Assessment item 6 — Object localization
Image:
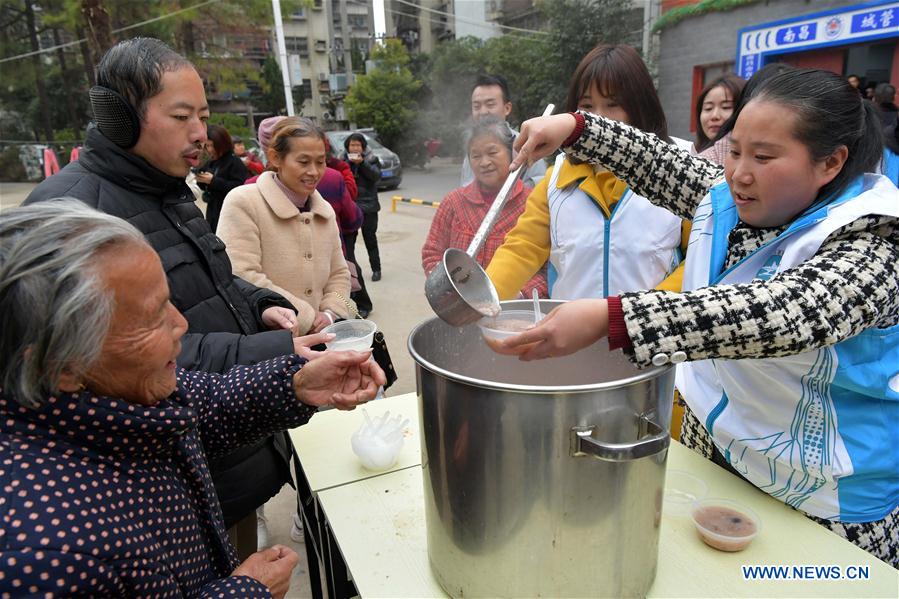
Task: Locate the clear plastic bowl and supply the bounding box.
[664,470,708,517]
[322,319,377,352]
[477,309,540,343]
[691,498,761,552]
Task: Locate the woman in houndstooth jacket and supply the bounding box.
[492,67,899,566]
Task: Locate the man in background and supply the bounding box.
[460,74,547,187]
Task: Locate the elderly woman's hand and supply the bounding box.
[292,349,386,410]
[262,306,299,331]
[232,545,299,599]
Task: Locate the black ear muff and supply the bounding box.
[89,86,141,149]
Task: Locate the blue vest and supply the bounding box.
[677,174,899,522]
[546,155,682,299]
[882,149,899,186]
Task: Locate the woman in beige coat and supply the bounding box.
[218,117,352,335]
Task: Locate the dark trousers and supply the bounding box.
[343,231,358,264]
[361,211,381,272]
[342,232,373,312]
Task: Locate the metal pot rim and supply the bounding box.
[407,319,674,395]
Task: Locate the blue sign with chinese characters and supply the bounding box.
[737,1,899,79]
[775,23,817,45]
[741,53,760,78]
[851,6,896,33]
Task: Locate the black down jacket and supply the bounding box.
[25,125,297,527]
[196,150,249,233]
[343,150,381,213]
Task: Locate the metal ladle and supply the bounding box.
[425,104,555,326]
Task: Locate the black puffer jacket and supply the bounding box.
[25,125,297,526]
[343,150,381,213]
[197,150,249,232]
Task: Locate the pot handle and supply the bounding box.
[570,416,669,462]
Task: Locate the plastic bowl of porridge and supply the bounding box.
[478,309,540,350]
[691,498,761,552]
[664,470,708,517]
[322,319,377,352]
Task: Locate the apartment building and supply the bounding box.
[385,0,455,53]
[193,21,273,125]
[386,0,649,53]
[281,0,376,127]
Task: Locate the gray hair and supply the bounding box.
[0,199,146,409]
[96,37,192,119]
[464,116,515,157]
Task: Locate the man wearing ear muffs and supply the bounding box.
[24,37,312,563]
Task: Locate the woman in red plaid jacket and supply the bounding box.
[421,116,548,298]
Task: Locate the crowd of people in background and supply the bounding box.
[848,72,898,130]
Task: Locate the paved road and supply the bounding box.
[0,161,462,398]
[0,182,37,210]
[364,159,460,396]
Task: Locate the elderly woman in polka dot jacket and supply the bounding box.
[0,201,385,597]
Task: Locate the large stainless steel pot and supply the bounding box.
[408,300,675,598]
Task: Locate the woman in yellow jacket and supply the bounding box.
[487,44,690,301]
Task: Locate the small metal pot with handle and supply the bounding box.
[408,300,674,598]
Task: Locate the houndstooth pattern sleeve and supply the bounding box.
[563,111,724,220]
[619,215,899,365]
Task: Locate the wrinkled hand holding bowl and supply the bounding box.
[478,309,542,354]
[663,470,708,517]
[351,409,408,471]
[323,319,377,352]
[691,498,761,552]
